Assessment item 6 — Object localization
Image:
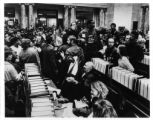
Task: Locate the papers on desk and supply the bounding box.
[137,78,150,100]
[111,67,142,90]
[31,97,51,103]
[47,86,61,95]
[74,100,88,108]
[28,76,42,80]
[141,55,149,65]
[25,63,38,67]
[25,63,77,117]
[111,66,150,101]
[31,88,47,93]
[30,82,46,87]
[31,86,46,91]
[30,91,49,97]
[92,58,110,74]
[32,101,53,107]
[62,103,77,117]
[31,110,54,117]
[29,80,44,84]
[32,106,53,112]
[27,72,41,76]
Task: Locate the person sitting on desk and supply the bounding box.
[80,62,104,101]
[61,36,84,101]
[61,61,102,102]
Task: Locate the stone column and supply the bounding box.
[64,6,69,29]
[144,6,149,34]
[29,4,34,29]
[21,3,26,29]
[93,9,99,28]
[70,6,76,24]
[103,8,107,27]
[99,8,105,27]
[141,6,147,32]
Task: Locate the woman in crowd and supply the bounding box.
[90,99,118,117]
[117,45,134,72]
[73,80,117,117]
[5,46,24,117]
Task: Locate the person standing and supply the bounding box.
[19,39,40,69]
[40,36,58,82]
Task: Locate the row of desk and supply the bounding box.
[140,55,149,66]
[24,63,76,117]
[92,58,150,117]
[92,58,150,101]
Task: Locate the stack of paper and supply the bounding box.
[111,66,141,90]
[62,103,77,117]
[31,110,54,117]
[137,78,150,100]
[24,63,59,117]
[47,86,61,95]
[92,58,110,74]
[141,55,149,65]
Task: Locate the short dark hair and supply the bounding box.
[10,37,19,46]
[110,23,116,27]
[46,35,53,44]
[21,39,31,50]
[68,35,77,43]
[118,45,128,57]
[87,20,94,26]
[71,22,76,26]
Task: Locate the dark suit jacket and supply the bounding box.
[40,43,58,80]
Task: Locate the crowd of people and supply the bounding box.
[4,19,149,117]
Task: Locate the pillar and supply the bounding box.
[29,4,34,29]
[103,8,107,27]
[144,6,149,34]
[99,8,105,27]
[93,9,100,28]
[21,3,26,29]
[141,6,147,32]
[64,6,69,29]
[70,6,76,24]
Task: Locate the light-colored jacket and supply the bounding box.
[118,56,134,72]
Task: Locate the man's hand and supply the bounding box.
[66,77,78,84]
[60,51,65,59]
[16,71,24,81]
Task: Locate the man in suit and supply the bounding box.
[40,36,58,82]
